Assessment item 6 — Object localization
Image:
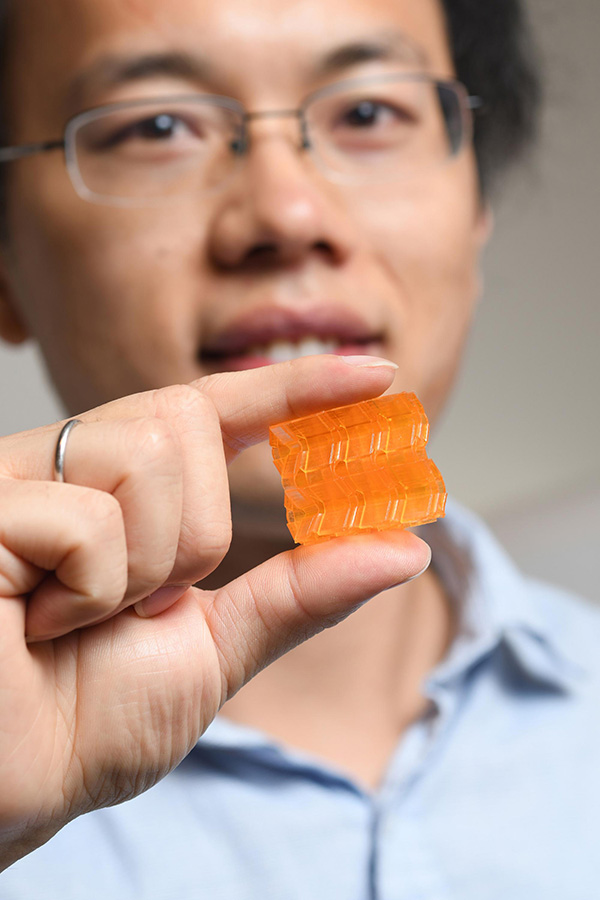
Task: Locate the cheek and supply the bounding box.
[8,168,207,407]
[347,165,482,415]
[362,170,479,297]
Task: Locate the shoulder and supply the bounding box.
[524,575,600,676]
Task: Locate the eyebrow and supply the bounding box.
[67,31,428,110]
[315,31,428,77]
[67,51,213,109]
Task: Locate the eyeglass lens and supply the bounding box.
[69,77,468,203]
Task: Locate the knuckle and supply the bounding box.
[195,371,231,397]
[134,555,176,596]
[211,517,233,560]
[58,492,127,612]
[124,417,179,468]
[195,517,233,576]
[74,487,122,534]
[286,553,339,630]
[72,587,121,621]
[153,383,216,422]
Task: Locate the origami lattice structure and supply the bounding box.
[269,392,446,545]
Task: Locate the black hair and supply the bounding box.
[441,0,541,195]
[0,0,540,234]
[0,0,12,241]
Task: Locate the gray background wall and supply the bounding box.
[430,0,600,596]
[0,0,598,597]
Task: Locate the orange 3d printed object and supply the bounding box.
[269,392,446,545]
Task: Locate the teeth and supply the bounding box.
[265,341,301,363]
[297,337,338,357]
[255,337,341,363]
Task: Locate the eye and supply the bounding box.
[341,99,411,129]
[134,113,181,139]
[78,102,234,163]
[107,113,195,146]
[344,100,389,127]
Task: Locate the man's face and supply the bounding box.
[0,0,488,509]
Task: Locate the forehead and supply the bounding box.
[6,0,453,124]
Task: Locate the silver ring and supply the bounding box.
[54,419,83,483]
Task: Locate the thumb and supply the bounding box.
[204,530,431,699]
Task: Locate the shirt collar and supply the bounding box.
[421,497,588,695]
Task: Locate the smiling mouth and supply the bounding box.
[200,307,385,372]
[201,334,384,370]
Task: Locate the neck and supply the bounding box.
[204,522,455,790]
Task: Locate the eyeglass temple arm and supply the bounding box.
[0,139,65,164]
[467,95,484,111]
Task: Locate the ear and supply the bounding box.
[0,250,29,344]
[475,201,494,249]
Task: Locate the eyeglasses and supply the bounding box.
[0,73,481,207]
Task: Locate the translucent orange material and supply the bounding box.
[269,392,446,545]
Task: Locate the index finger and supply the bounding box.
[0,354,397,480]
[195,354,399,461]
[94,353,398,462]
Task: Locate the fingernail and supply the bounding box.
[392,545,432,588]
[134,585,190,619]
[339,355,398,369]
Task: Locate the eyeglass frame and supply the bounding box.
[0,72,483,204]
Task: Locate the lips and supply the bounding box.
[200,304,384,372]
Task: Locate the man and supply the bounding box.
[0,0,598,897]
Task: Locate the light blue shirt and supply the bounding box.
[3,500,600,899]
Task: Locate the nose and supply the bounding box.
[207,117,355,270]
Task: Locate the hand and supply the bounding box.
[0,355,430,869]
